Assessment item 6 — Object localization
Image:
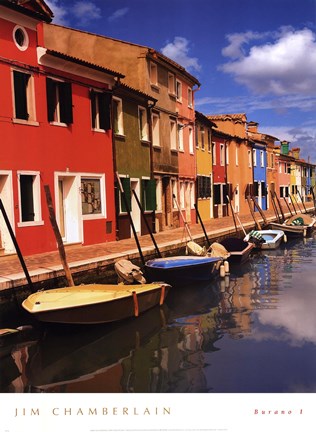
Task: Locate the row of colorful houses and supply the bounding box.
[0,0,315,257]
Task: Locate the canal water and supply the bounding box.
[1,234,316,393]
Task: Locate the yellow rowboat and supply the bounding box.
[22,282,171,325]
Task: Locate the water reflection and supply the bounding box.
[1,237,316,393]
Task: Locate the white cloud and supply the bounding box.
[108,7,129,22]
[220,28,316,96]
[45,0,68,25]
[73,1,102,26]
[161,37,201,72]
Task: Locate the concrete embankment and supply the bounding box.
[0,206,314,321]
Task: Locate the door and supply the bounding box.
[0,173,15,254]
[56,175,81,244]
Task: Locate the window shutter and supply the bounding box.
[101,92,112,131]
[90,89,96,129]
[254,181,259,197]
[59,82,73,124]
[262,181,267,196]
[120,177,131,212]
[142,179,156,211]
[14,71,29,120]
[46,78,55,122]
[214,184,221,204]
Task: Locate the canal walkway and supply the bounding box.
[0,203,314,296]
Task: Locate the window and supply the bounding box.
[235,145,239,166]
[172,179,178,209]
[170,119,177,150]
[271,153,274,168]
[18,172,42,225]
[226,144,229,165]
[46,77,73,124]
[220,144,225,166]
[248,150,252,167]
[138,106,149,141]
[152,112,160,147]
[176,79,182,102]
[13,70,36,122]
[155,177,162,212]
[190,182,195,208]
[212,142,216,165]
[168,73,175,95]
[188,88,193,108]
[81,178,102,215]
[188,127,194,154]
[180,182,185,208]
[178,123,184,151]
[260,150,264,167]
[207,130,211,153]
[141,179,156,211]
[149,62,158,86]
[112,97,124,135]
[197,175,211,198]
[253,149,257,166]
[90,90,111,131]
[118,177,131,213]
[13,26,29,51]
[200,127,205,150]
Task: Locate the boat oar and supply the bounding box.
[172,194,193,241]
[292,193,303,213]
[116,173,145,266]
[0,199,35,293]
[272,192,285,222]
[289,194,298,214]
[131,189,162,258]
[225,195,238,233]
[228,195,247,236]
[44,185,74,287]
[194,203,211,247]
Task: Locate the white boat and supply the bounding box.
[244,229,285,250]
[22,282,170,325]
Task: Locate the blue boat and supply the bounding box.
[144,256,222,286]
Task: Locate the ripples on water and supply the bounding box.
[1,236,316,393]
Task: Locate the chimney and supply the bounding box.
[248,121,258,133]
[281,140,290,155]
[292,147,301,159]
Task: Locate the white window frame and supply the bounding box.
[172,178,178,209]
[220,143,225,166]
[17,171,43,227]
[188,88,193,108]
[152,112,160,147]
[248,150,252,167]
[112,96,124,136]
[253,149,257,167]
[178,123,184,152]
[207,130,211,153]
[138,106,149,141]
[13,25,29,51]
[260,150,265,167]
[200,126,205,150]
[155,177,162,212]
[12,68,38,125]
[176,79,182,102]
[149,61,158,87]
[179,181,185,209]
[212,142,216,165]
[170,118,177,150]
[190,182,195,209]
[168,73,176,95]
[188,126,194,154]
[235,145,239,166]
[226,143,229,165]
[81,174,106,220]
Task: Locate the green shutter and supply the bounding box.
[142,179,156,211]
[120,177,131,212]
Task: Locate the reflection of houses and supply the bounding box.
[0,0,122,255]
[42,24,200,233]
[195,111,215,220]
[113,84,157,240]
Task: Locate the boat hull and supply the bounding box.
[145,256,222,286]
[219,238,254,264]
[22,283,170,325]
[269,222,307,238]
[245,230,285,250]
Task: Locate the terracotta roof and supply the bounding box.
[115,83,157,103]
[1,0,53,22]
[207,113,247,121]
[195,110,217,128]
[45,49,125,79]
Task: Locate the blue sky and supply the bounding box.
[46,0,316,161]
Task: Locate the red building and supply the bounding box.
[0,0,123,256]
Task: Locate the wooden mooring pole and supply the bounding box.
[44,185,74,287]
